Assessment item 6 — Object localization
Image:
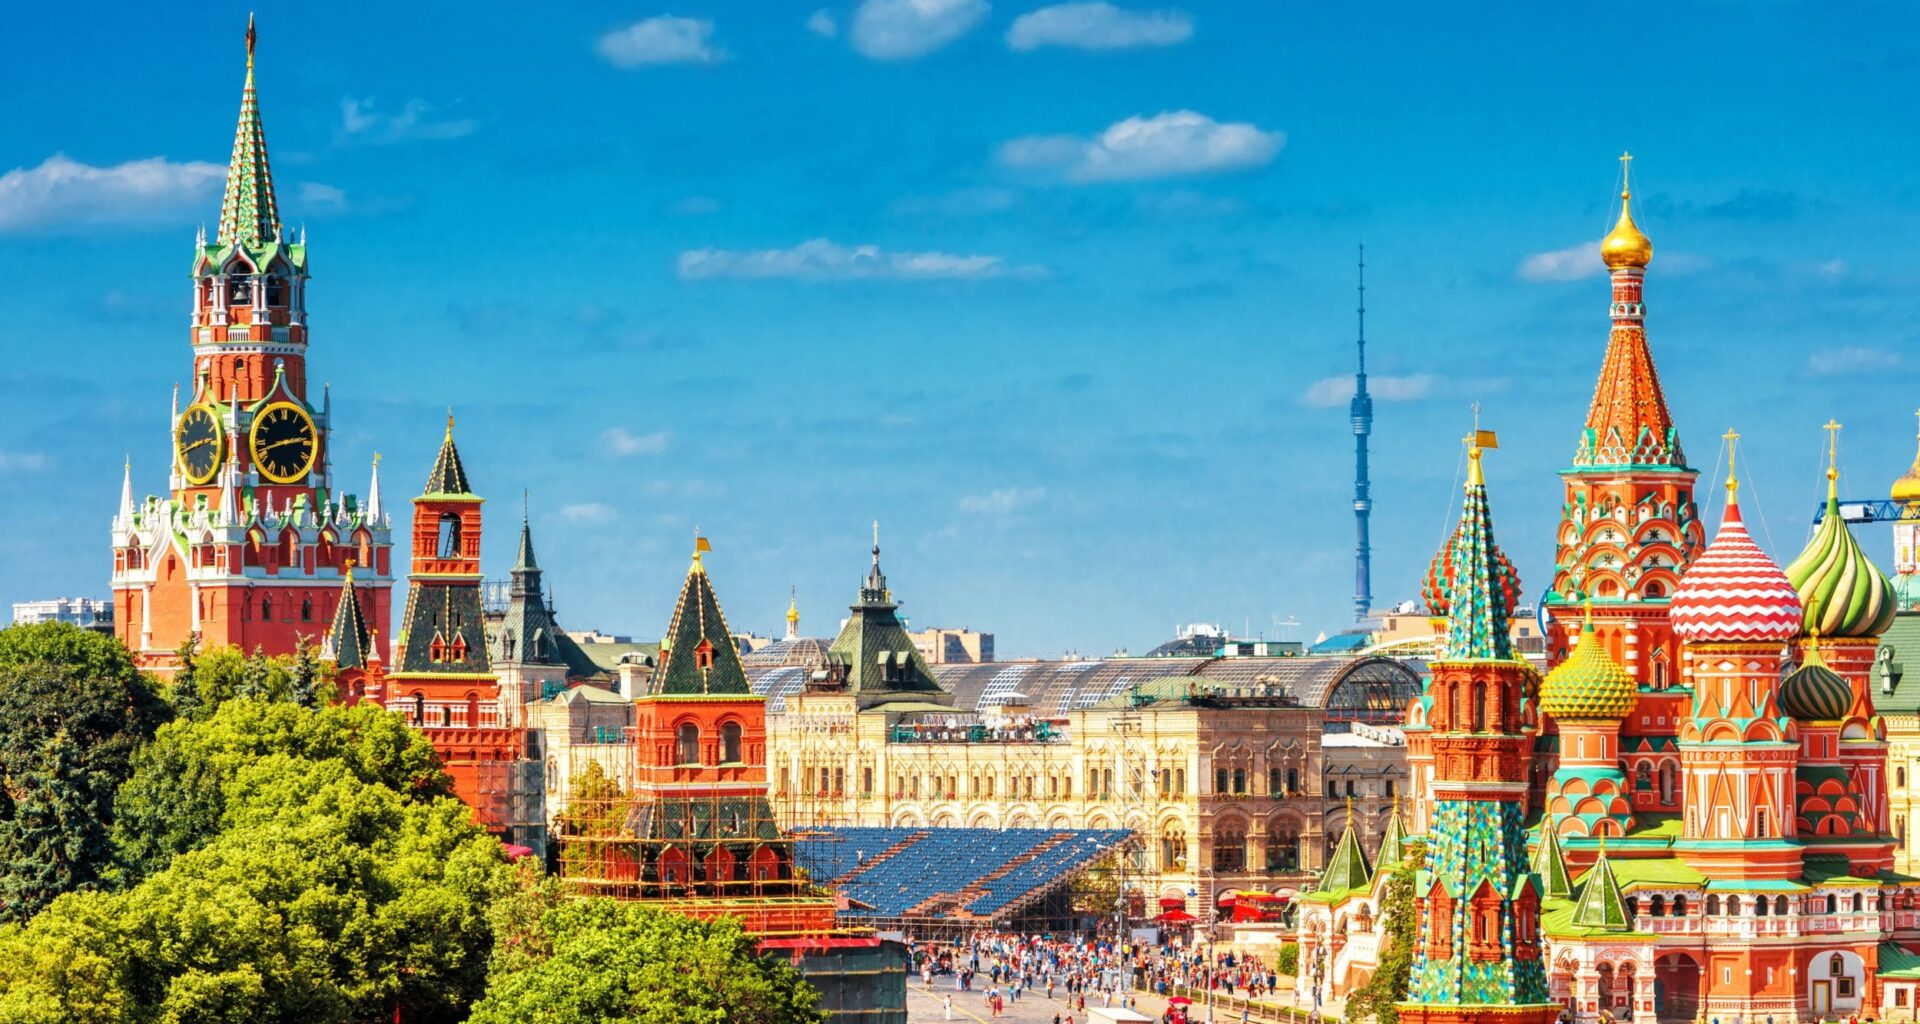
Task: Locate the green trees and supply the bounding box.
[113,698,454,881]
[0,624,170,921]
[470,871,825,1024]
[0,699,503,1023]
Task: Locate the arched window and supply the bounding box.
[1471,680,1487,732]
[1832,954,1846,978]
[1287,767,1299,794]
[722,722,743,763]
[1232,769,1246,795]
[1727,896,1741,916]
[261,594,273,621]
[1649,894,1665,916]
[411,693,424,725]
[1756,896,1768,917]
[1212,828,1246,872]
[1901,766,1908,788]
[1217,768,1229,794]
[300,595,312,622]
[1826,893,1838,914]
[1652,653,1669,688]
[437,513,462,559]
[1672,895,1686,917]
[1853,893,1864,913]
[1267,825,1300,872]
[1659,762,1677,803]
[1706,895,1720,915]
[677,723,701,765]
[1162,827,1188,870]
[1776,896,1788,916]
[1634,761,1652,791]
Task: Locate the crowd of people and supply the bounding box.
[907,928,1288,1022]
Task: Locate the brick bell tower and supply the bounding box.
[110,17,392,670]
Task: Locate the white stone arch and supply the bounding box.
[893,809,924,827]
[967,808,1000,829]
[1809,948,1866,1014]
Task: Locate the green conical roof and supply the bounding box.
[1443,447,1519,660]
[1374,801,1407,867]
[323,567,370,670]
[423,417,473,496]
[1534,816,1573,901]
[1319,809,1373,895]
[218,17,281,248]
[821,533,946,704]
[1570,841,1630,930]
[648,545,751,696]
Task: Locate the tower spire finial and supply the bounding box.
[1824,418,1842,497]
[1723,427,1741,502]
[246,12,256,70]
[1601,151,1653,270]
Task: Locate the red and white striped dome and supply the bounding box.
[1671,499,1803,643]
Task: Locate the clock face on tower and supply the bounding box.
[174,405,225,486]
[249,401,318,484]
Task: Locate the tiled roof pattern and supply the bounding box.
[648,561,751,696]
[1786,489,1897,638]
[218,58,280,247]
[1671,498,1802,643]
[324,573,371,670]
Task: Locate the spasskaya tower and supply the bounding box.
[111,18,393,669]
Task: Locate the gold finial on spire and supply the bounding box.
[1601,151,1654,270]
[691,530,712,573]
[445,408,455,441]
[1345,793,1354,826]
[344,556,356,581]
[246,13,256,71]
[1723,428,1741,501]
[372,451,381,466]
[1824,418,1843,495]
[1462,403,1496,488]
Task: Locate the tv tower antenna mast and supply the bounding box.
[1351,245,1374,623]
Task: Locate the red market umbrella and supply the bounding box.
[1156,910,1199,923]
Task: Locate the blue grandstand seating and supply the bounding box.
[789,827,1132,920]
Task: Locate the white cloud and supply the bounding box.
[850,0,989,59]
[807,9,839,37]
[1006,2,1192,51]
[298,182,347,209]
[597,15,726,67]
[602,427,673,456]
[678,238,1044,281]
[0,155,223,232]
[1517,240,1604,282]
[958,486,1047,515]
[1302,374,1435,408]
[339,97,477,143]
[559,502,618,524]
[998,110,1281,182]
[0,451,48,473]
[1808,346,1902,376]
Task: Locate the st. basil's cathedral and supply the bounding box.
[1298,165,1920,1024]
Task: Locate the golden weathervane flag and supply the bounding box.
[1473,430,1499,450]
[695,536,713,553]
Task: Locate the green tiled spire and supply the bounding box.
[1319,801,1373,895]
[1533,815,1572,901]
[1569,838,1630,930]
[322,565,370,670]
[218,16,281,248]
[647,540,751,697]
[423,414,473,496]
[1444,445,1518,661]
[1374,797,1407,867]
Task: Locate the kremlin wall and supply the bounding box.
[71,21,1920,1024]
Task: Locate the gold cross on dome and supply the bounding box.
[1620,151,1633,194]
[1824,419,1843,474]
[1723,428,1741,495]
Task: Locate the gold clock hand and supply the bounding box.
[263,437,313,452]
[181,438,215,453]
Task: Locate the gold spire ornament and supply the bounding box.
[1723,428,1741,500]
[1601,152,1654,270]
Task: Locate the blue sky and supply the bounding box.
[2,2,1918,657]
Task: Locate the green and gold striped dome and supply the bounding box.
[1541,616,1637,721]
[1780,645,1853,722]
[1787,472,1897,638]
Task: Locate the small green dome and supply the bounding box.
[1780,647,1853,721]
[1541,617,1637,721]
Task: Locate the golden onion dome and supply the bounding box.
[1893,427,1920,503]
[1600,188,1653,270]
[1540,613,1637,721]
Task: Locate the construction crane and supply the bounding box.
[1811,500,1920,525]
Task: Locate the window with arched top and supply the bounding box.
[411,693,424,725]
[721,722,743,763]
[1853,893,1864,913]
[677,723,701,765]
[300,595,312,622]
[261,594,274,621]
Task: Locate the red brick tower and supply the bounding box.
[1541,155,1702,817]
[110,18,392,670]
